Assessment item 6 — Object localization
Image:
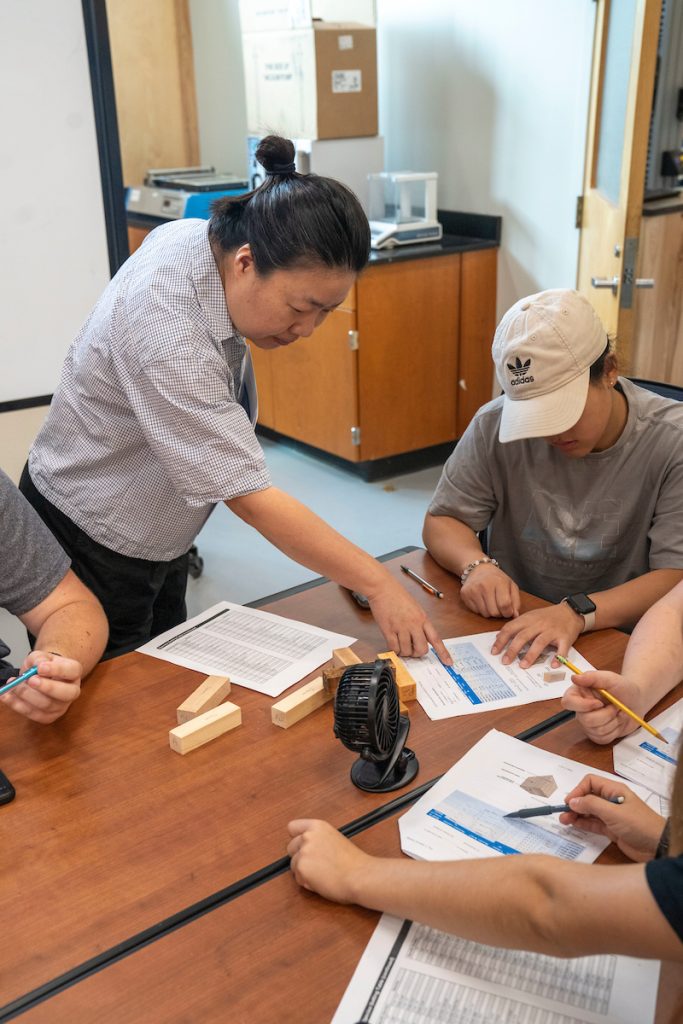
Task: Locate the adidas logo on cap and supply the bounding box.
[506,356,534,386]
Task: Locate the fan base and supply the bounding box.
[350,748,419,793]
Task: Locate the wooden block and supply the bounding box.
[169,702,241,755]
[399,700,409,715]
[543,669,565,683]
[176,675,231,724]
[322,663,347,696]
[378,651,417,702]
[332,646,362,668]
[271,677,332,729]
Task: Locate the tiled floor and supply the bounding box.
[1,437,445,663]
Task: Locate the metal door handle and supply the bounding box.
[591,276,619,295]
[635,278,655,288]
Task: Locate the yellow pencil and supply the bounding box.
[555,654,668,744]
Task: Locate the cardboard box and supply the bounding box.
[239,0,375,33]
[247,133,384,210]
[242,23,378,140]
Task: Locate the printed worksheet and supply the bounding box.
[613,699,682,799]
[399,730,649,864]
[137,601,355,697]
[404,633,593,720]
[332,915,659,1024]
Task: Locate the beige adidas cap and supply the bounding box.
[492,289,608,443]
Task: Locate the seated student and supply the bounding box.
[287,762,683,961]
[1,468,108,723]
[564,577,683,744]
[423,288,683,668]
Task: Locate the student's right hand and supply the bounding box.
[460,563,521,619]
[0,651,83,724]
[287,819,369,902]
[560,774,664,862]
[561,670,646,744]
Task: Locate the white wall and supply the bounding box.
[189,0,249,178]
[376,0,595,318]
[0,0,110,404]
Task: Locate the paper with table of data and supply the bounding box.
[137,601,355,697]
[398,730,649,863]
[403,632,593,719]
[332,914,659,1024]
[613,698,681,799]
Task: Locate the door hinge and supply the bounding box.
[351,426,361,446]
[575,195,584,229]
[348,330,359,350]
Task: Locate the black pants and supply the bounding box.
[20,466,189,659]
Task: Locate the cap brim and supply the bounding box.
[498,370,590,443]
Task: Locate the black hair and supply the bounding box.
[209,135,370,275]
[589,336,617,382]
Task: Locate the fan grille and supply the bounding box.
[334,660,400,760]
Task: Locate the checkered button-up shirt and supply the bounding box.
[30,220,271,561]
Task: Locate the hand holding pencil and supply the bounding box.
[559,774,666,863]
[560,663,662,746]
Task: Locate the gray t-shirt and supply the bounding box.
[428,378,683,603]
[1,468,70,617]
[29,219,271,562]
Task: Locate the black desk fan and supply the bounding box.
[333,659,419,792]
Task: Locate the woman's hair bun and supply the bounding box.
[256,135,296,174]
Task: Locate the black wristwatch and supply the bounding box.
[561,593,597,633]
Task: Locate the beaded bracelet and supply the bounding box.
[460,557,499,585]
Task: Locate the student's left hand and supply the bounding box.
[287,819,368,902]
[0,650,83,724]
[490,603,582,667]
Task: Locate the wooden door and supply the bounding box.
[576,0,660,366]
[356,255,461,461]
[106,0,200,188]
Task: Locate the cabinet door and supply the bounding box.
[356,255,461,461]
[255,305,361,461]
[457,248,497,435]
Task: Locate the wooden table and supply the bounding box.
[15,739,683,1024]
[0,550,631,1015]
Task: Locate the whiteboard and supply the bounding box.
[0,0,111,404]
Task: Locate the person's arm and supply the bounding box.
[423,513,520,618]
[1,570,108,725]
[226,487,451,662]
[287,778,680,961]
[491,567,683,669]
[562,579,683,742]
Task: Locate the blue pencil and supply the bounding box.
[0,665,38,697]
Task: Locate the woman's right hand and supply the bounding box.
[561,670,646,744]
[560,774,664,862]
[460,562,520,619]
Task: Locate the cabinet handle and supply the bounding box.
[458,379,468,391]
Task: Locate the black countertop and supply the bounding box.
[127,208,502,264]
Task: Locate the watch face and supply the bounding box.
[567,593,597,616]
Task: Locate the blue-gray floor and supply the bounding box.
[1,437,444,662]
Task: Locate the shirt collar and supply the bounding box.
[191,222,244,345]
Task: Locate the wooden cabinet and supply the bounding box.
[250,247,497,466]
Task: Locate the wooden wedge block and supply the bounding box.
[332,646,362,669]
[169,702,241,755]
[176,675,231,724]
[271,677,332,729]
[378,651,417,702]
[322,663,347,696]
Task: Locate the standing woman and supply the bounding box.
[22,136,448,661]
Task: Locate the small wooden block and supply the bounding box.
[332,646,362,669]
[543,669,565,683]
[176,675,231,724]
[322,663,347,696]
[169,702,241,755]
[271,676,332,729]
[378,651,417,702]
[399,701,409,715]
